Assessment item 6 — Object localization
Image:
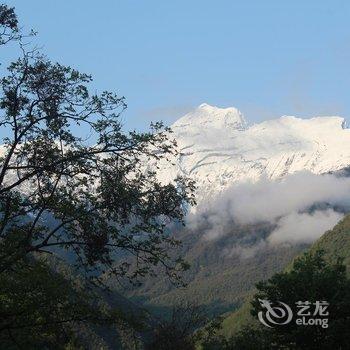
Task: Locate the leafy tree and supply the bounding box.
[0,2,194,285]
[226,250,350,349]
[0,3,195,347]
[0,3,18,46]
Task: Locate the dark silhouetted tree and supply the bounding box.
[0,3,195,348]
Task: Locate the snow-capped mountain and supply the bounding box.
[156,103,350,203]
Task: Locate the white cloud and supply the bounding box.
[268,209,344,245]
[188,171,350,245]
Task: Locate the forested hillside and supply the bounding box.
[220,214,350,339]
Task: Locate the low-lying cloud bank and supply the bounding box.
[187,171,350,245]
[268,209,343,244]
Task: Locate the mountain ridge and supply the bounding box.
[156,104,350,204]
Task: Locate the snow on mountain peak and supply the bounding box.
[155,106,350,204]
[172,103,247,131]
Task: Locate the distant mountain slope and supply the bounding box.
[115,223,308,317]
[220,214,350,338]
[156,104,350,204]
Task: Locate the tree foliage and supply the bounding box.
[0,3,194,284]
[0,3,18,46]
[0,3,195,347]
[224,251,350,349]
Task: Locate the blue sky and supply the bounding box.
[5,0,350,130]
